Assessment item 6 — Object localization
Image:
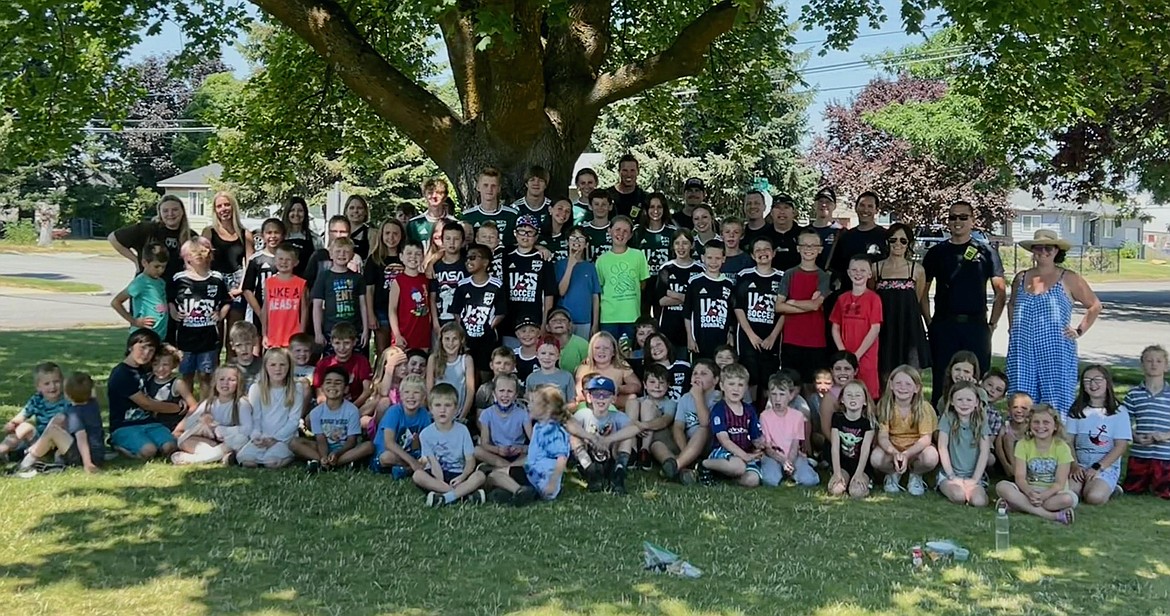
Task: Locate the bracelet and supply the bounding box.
[1076,325,1084,336]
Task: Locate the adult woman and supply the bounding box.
[280,197,321,278]
[690,204,718,252]
[574,332,642,407]
[203,191,254,359]
[1006,229,1102,416]
[365,219,406,354]
[541,197,575,263]
[874,223,930,381]
[108,194,193,293]
[344,196,372,260]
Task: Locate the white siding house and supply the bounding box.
[1009,189,1143,250]
[155,163,224,231]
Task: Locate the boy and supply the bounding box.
[228,321,263,390]
[684,240,736,360]
[313,322,374,407]
[289,333,317,386]
[311,237,370,354]
[475,347,517,411]
[371,375,432,477]
[170,237,231,395]
[596,215,650,341]
[291,366,365,472]
[581,189,614,259]
[829,255,883,396]
[146,344,197,434]
[1123,344,1170,498]
[111,242,170,341]
[15,372,104,476]
[406,349,429,377]
[525,337,575,404]
[566,375,643,494]
[806,367,834,422]
[511,164,553,226]
[475,222,506,281]
[503,215,556,345]
[387,239,431,350]
[776,230,832,386]
[629,364,679,475]
[412,383,488,506]
[108,329,181,460]
[428,222,468,330]
[759,374,819,487]
[406,177,451,244]
[700,363,763,487]
[671,359,720,484]
[450,243,507,378]
[718,217,753,282]
[734,236,785,403]
[261,242,309,349]
[474,374,532,469]
[512,317,542,383]
[303,215,353,294]
[461,167,520,247]
[1,362,70,459]
[573,168,598,224]
[242,218,285,331]
[546,308,589,375]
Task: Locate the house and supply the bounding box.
[156,163,224,231]
[1008,189,1143,250]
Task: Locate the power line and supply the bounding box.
[792,25,943,48]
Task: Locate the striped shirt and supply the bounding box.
[1123,381,1170,461]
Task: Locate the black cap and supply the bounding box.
[515,315,541,331]
[684,177,706,191]
[814,187,836,202]
[774,193,796,208]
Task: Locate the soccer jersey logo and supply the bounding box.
[511,272,538,303]
[699,297,727,328]
[747,292,774,323]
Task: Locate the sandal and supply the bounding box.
[1055,508,1076,525]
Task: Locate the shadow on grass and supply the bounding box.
[0,464,1167,616]
[2,272,74,281]
[0,328,124,410]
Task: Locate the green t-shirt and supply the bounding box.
[1014,438,1074,489]
[126,272,169,340]
[596,248,650,325]
[558,335,589,374]
[461,204,519,247]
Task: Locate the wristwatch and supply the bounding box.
[1090,462,1102,471]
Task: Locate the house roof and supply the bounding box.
[157,163,224,189]
[1009,188,1126,217]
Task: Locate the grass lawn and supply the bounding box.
[1,329,1168,616]
[0,239,119,256]
[0,275,105,294]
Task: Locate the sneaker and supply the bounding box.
[679,468,697,486]
[884,473,903,493]
[16,454,37,472]
[611,465,628,496]
[36,462,65,475]
[15,468,38,479]
[638,449,652,471]
[464,489,486,505]
[907,473,926,496]
[425,491,445,507]
[170,452,187,466]
[512,486,539,507]
[306,460,322,475]
[697,467,716,486]
[584,463,606,493]
[390,465,412,480]
[661,458,679,480]
[1055,508,1076,526]
[487,488,513,505]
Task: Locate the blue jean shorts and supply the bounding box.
[375,310,390,329]
[709,446,763,479]
[111,424,176,455]
[179,349,219,375]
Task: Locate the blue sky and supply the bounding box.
[128,0,935,139]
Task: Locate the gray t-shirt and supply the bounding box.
[310,269,366,333]
[938,413,991,479]
[421,422,475,473]
[673,390,720,439]
[573,407,632,437]
[309,400,362,448]
[526,369,576,405]
[642,397,678,431]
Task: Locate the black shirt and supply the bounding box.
[113,221,185,285]
[763,225,803,272]
[284,233,318,278]
[684,273,736,357]
[450,277,507,340]
[671,209,694,230]
[811,223,840,270]
[350,224,371,260]
[609,186,649,220]
[242,252,278,323]
[923,239,1004,318]
[169,271,230,353]
[363,254,404,316]
[656,260,704,345]
[828,226,888,286]
[734,267,784,344]
[503,249,557,336]
[430,258,468,326]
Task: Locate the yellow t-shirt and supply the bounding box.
[884,403,938,451]
[1014,439,1074,490]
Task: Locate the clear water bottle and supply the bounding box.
[995,505,1010,551]
[619,333,632,357]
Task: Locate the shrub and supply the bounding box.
[0,220,38,245]
[1120,241,1141,259]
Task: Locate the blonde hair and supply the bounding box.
[583,331,631,371]
[875,365,932,429]
[529,384,570,423]
[207,365,247,425]
[209,191,247,248]
[1026,403,1068,442]
[155,194,193,245]
[942,380,986,439]
[720,363,749,383]
[368,219,405,266]
[835,380,876,424]
[399,374,426,394]
[229,321,259,345]
[258,347,297,409]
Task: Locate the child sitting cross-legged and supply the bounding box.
[368,375,431,478]
[14,372,104,477]
[487,384,572,506]
[566,374,643,495]
[937,381,992,507]
[474,373,532,469]
[759,374,819,487]
[699,363,764,487]
[170,365,249,466]
[994,403,1078,525]
[291,366,365,472]
[412,383,487,506]
[627,364,678,477]
[1,362,71,460]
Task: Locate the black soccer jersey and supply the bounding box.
[450,277,507,340]
[490,245,505,282]
[514,348,539,384]
[242,252,278,308]
[504,249,557,336]
[734,267,785,350]
[684,273,736,358]
[664,359,692,401]
[430,258,468,326]
[169,271,230,354]
[581,222,612,261]
[656,259,704,347]
[637,224,675,279]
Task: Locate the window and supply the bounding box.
[1018,215,1042,234]
[1103,217,1114,239]
[1068,215,1077,235]
[188,191,202,217]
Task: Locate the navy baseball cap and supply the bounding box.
[814,187,836,202]
[585,375,617,394]
[515,214,540,229]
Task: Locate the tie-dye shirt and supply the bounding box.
[21,393,72,434]
[525,420,571,499]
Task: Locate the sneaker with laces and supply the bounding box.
[584,463,605,493]
[464,489,486,505]
[907,473,926,496]
[884,472,903,493]
[638,449,652,471]
[425,491,445,507]
[35,462,65,475]
[15,468,38,479]
[1055,508,1075,525]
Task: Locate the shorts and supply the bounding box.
[375,310,390,329]
[936,471,988,488]
[507,465,536,489]
[179,349,219,375]
[708,447,763,479]
[1123,457,1170,498]
[780,344,827,385]
[651,428,678,453]
[111,424,177,454]
[739,343,781,390]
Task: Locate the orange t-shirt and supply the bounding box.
[264,275,307,347]
[883,403,938,451]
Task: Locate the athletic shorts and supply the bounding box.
[1123,457,1170,499]
[179,349,218,375]
[708,446,762,479]
[111,424,176,455]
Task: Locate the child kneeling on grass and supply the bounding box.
[759,374,819,487]
[488,384,571,506]
[994,403,1077,525]
[566,374,643,495]
[16,372,103,477]
[292,366,365,473]
[700,363,764,488]
[413,383,487,506]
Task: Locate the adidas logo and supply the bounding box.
[699,288,708,295]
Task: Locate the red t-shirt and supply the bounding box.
[782,268,827,348]
[393,272,432,350]
[830,288,883,394]
[263,275,307,347]
[313,353,373,402]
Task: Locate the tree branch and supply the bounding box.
[587,0,755,109]
[248,0,461,167]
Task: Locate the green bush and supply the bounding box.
[1120,241,1141,259]
[0,220,38,245]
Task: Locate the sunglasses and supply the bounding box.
[947,214,971,222]
[1031,245,1058,253]
[887,237,909,245]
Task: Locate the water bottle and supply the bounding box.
[995,505,1010,551]
[619,333,632,357]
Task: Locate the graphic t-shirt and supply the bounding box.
[581,222,613,260]
[657,260,704,342]
[450,277,506,341]
[169,270,230,353]
[504,250,556,336]
[883,404,938,451]
[511,197,552,229]
[637,225,675,280]
[542,229,570,264]
[107,362,155,432]
[526,420,571,499]
[734,268,784,350]
[113,221,185,284]
[406,213,450,245]
[364,254,404,315]
[429,258,468,326]
[832,411,873,473]
[514,349,539,384]
[938,413,991,478]
[242,251,278,323]
[596,248,650,324]
[573,408,632,436]
[777,266,831,348]
[145,376,184,430]
[762,225,803,272]
[608,186,648,220]
[126,272,169,340]
[684,273,735,356]
[1015,439,1074,489]
[659,360,692,401]
[392,272,431,349]
[710,401,762,452]
[829,226,888,287]
[311,269,366,334]
[373,404,432,456]
[1065,406,1133,471]
[263,275,307,347]
[674,389,720,439]
[313,353,373,402]
[309,400,362,449]
[480,403,531,448]
[421,422,475,473]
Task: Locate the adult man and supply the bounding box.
[406,177,450,245]
[673,177,707,229]
[809,187,840,270]
[511,165,553,229]
[763,193,802,272]
[742,190,770,247]
[573,168,599,225]
[609,154,649,220]
[461,167,519,247]
[827,191,888,291]
[922,200,1006,407]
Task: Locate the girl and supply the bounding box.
[362,346,407,440]
[1066,365,1132,505]
[690,204,718,250]
[242,218,286,336]
[996,392,1033,477]
[365,219,406,354]
[938,350,981,404]
[656,229,703,346]
[108,194,194,300]
[874,223,930,381]
[818,351,859,443]
[237,348,304,468]
[870,365,939,496]
[281,197,322,278]
[637,192,675,317]
[574,332,642,407]
[830,255,883,397]
[994,403,1077,525]
[541,197,575,263]
[344,195,372,259]
[713,345,753,404]
[203,191,254,361]
[172,365,250,465]
[555,226,601,340]
[828,380,876,499]
[645,332,691,401]
[937,381,991,506]
[423,219,446,271]
[427,323,476,423]
[487,384,572,505]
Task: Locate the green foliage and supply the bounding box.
[1120,241,1141,260]
[0,220,38,245]
[864,90,986,165]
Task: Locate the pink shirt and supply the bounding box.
[760,407,807,458]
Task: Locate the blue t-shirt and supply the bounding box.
[309,400,363,450]
[710,400,762,452]
[107,361,157,432]
[373,404,433,456]
[126,272,169,340]
[21,393,72,435]
[554,258,601,325]
[66,400,105,464]
[526,419,571,499]
[480,403,530,448]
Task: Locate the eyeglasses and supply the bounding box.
[947,214,971,222]
[1082,376,1106,385]
[1031,245,1057,253]
[887,237,909,245]
[570,236,586,242]
[515,228,536,237]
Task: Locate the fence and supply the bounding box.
[997,243,1122,277]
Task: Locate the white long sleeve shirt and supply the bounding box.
[243,383,304,442]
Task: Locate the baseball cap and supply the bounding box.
[684,177,706,191]
[515,214,540,229]
[515,315,541,331]
[547,307,572,322]
[773,193,796,208]
[814,187,836,202]
[585,375,617,394]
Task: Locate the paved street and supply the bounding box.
[2,252,1170,366]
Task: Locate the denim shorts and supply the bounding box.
[179,349,219,375]
[111,424,176,455]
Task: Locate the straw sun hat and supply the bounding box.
[1018,229,1071,251]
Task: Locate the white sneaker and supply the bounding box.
[884,473,903,493]
[908,473,926,496]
